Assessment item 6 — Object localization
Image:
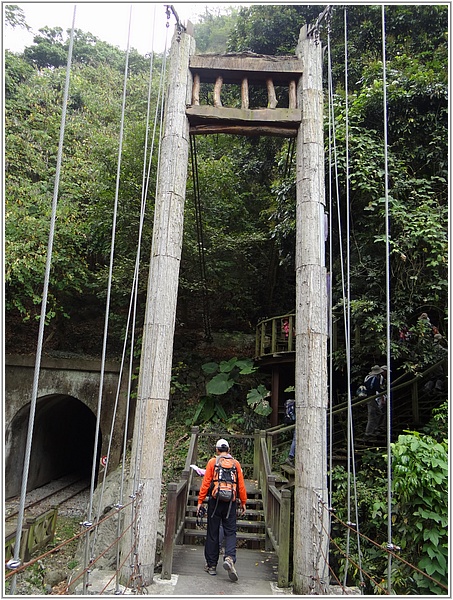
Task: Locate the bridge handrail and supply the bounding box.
[255,313,296,357]
[161,426,199,580]
[332,358,447,415]
[257,432,291,587]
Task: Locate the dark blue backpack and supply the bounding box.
[284,399,296,424]
[364,374,382,395]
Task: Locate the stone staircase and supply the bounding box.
[183,479,267,549]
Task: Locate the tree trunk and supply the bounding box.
[293,25,329,595]
[128,28,195,586]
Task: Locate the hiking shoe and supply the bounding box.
[204,564,216,576]
[223,556,238,582]
[284,457,295,467]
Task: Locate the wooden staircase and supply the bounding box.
[183,479,267,549]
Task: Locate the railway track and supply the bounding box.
[5,474,90,527]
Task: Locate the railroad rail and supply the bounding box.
[5,474,90,562]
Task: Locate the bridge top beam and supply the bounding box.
[189,53,303,85]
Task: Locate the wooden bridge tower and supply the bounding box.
[130,22,328,595]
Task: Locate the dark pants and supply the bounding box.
[205,496,237,567]
[365,397,385,435]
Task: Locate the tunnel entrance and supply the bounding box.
[5,394,101,499]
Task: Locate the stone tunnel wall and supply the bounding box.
[5,355,134,497]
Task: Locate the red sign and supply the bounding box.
[101,455,107,467]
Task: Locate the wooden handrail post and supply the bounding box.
[288,314,294,351]
[241,78,249,109]
[278,489,292,587]
[214,75,223,107]
[253,429,260,480]
[266,77,278,108]
[289,80,297,108]
[161,482,178,580]
[271,318,277,352]
[192,73,200,106]
[266,432,273,466]
[260,322,266,354]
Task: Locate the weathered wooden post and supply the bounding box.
[129,27,195,586]
[293,24,329,595]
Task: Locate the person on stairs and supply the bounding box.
[197,438,247,581]
[362,365,387,440]
[283,399,296,467]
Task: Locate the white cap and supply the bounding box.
[216,438,229,450]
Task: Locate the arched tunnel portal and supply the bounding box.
[5,394,101,499]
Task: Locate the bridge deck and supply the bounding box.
[162,545,280,595]
[80,546,282,595]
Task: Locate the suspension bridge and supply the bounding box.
[4,4,448,597]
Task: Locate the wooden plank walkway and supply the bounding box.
[168,545,281,595]
[86,546,286,595]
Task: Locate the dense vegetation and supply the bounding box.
[4,4,448,594]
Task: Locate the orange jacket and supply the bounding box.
[198,453,247,507]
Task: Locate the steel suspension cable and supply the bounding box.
[128,12,170,583]
[89,7,167,591]
[133,13,169,485]
[342,7,352,588]
[326,10,334,571]
[120,6,169,589]
[122,6,161,590]
[342,8,364,591]
[190,134,213,342]
[82,6,133,594]
[6,7,77,594]
[381,6,393,593]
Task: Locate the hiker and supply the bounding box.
[283,399,296,466]
[362,365,387,440]
[197,438,247,581]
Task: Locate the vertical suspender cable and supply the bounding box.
[190,135,213,341]
[342,8,364,591]
[132,13,169,491]
[85,1,132,524]
[123,6,161,591]
[326,10,334,553]
[381,5,393,593]
[6,7,76,594]
[342,6,352,589]
[81,6,133,594]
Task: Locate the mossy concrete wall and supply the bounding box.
[5,354,133,498]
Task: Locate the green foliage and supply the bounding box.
[4,38,155,348]
[422,402,447,442]
[4,5,448,379]
[193,7,239,53]
[188,358,270,425]
[228,5,320,55]
[330,432,448,594]
[246,384,272,416]
[4,4,30,30]
[391,432,448,594]
[187,395,228,426]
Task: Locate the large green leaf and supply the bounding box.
[206,372,235,395]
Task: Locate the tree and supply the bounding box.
[4,40,157,353]
[4,4,30,30]
[193,6,239,54]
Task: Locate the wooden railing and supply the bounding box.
[256,432,291,587]
[5,507,58,563]
[161,426,292,587]
[330,358,447,447]
[255,313,296,357]
[161,428,199,580]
